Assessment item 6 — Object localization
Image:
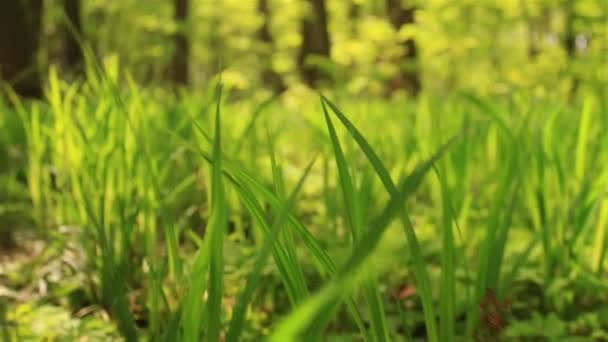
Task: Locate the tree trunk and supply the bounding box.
[563,2,579,95]
[258,0,286,93]
[527,18,540,59]
[0,0,43,98]
[564,7,576,58]
[386,0,420,96]
[62,0,84,73]
[349,1,361,34]
[172,0,189,86]
[298,0,331,87]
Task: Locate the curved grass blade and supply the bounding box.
[231,95,276,155]
[204,84,227,342]
[225,155,317,342]
[269,134,456,341]
[265,127,309,306]
[457,91,512,139]
[322,100,390,341]
[321,95,457,342]
[466,149,520,339]
[169,132,369,334]
[434,166,455,342]
[180,84,226,342]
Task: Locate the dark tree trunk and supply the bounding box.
[62,0,84,73]
[0,0,43,98]
[258,0,286,93]
[528,9,551,60]
[172,0,189,86]
[563,2,579,95]
[298,0,331,87]
[564,7,576,58]
[349,1,361,34]
[527,19,540,59]
[386,0,420,96]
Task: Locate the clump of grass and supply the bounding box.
[5,67,608,341]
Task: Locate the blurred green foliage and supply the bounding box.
[36,0,607,96]
[1,0,608,340]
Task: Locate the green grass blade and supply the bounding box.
[322,101,359,238]
[575,96,594,180]
[266,127,309,305]
[269,134,456,341]
[231,95,276,155]
[225,155,317,342]
[320,96,393,192]
[466,149,519,338]
[500,235,539,295]
[177,138,371,336]
[434,166,455,342]
[179,84,226,341]
[322,100,389,341]
[593,197,608,273]
[205,84,227,342]
[322,95,455,342]
[487,181,521,292]
[458,91,513,138]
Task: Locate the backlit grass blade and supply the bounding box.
[266,127,309,306]
[322,95,452,342]
[92,59,184,281]
[173,137,369,335]
[322,100,389,341]
[231,95,276,155]
[172,119,448,338]
[458,91,512,138]
[77,173,138,342]
[322,101,358,237]
[434,166,455,342]
[500,235,539,295]
[576,97,594,180]
[179,84,226,341]
[593,196,608,273]
[204,84,227,342]
[270,134,456,341]
[487,180,521,292]
[466,148,520,338]
[180,230,212,341]
[171,135,338,275]
[225,155,317,342]
[224,165,367,336]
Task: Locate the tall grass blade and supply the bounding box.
[321,95,452,342]
[204,84,227,342]
[269,133,456,341]
[576,97,594,180]
[322,100,389,341]
[179,84,226,341]
[266,127,309,305]
[434,166,456,342]
[225,155,317,342]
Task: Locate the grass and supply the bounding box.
[1,67,608,341]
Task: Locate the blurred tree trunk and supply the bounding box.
[62,0,84,73]
[172,0,189,86]
[0,0,43,98]
[349,1,361,34]
[528,8,551,60]
[563,1,579,94]
[349,1,361,19]
[386,0,420,96]
[298,0,331,87]
[258,0,286,93]
[564,5,576,58]
[527,16,540,59]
